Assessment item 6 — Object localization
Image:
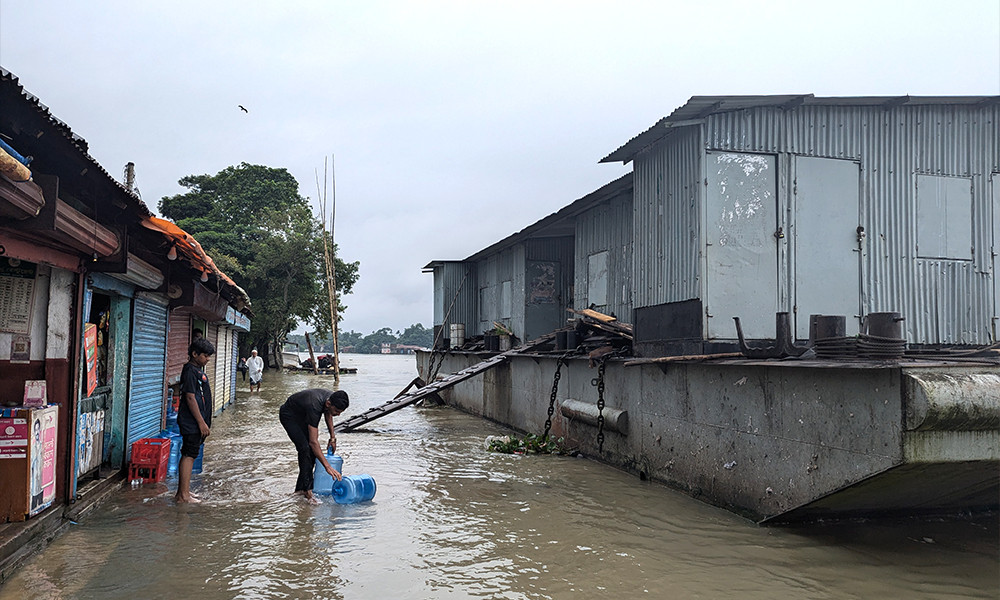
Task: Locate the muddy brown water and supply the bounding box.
[1,354,996,599]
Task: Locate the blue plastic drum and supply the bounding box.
[312,450,344,495]
[332,474,377,504]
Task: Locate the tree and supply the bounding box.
[397,323,433,347]
[159,163,360,361]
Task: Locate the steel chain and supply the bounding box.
[542,356,565,439]
[596,357,607,452]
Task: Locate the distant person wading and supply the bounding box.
[247,349,264,393]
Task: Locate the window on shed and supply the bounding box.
[588,251,609,307]
[479,285,496,326]
[916,175,973,260]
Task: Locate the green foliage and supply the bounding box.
[158,163,360,356]
[287,323,433,354]
[486,434,568,455]
[397,323,433,347]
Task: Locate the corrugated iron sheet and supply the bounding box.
[575,187,633,320]
[629,100,998,344]
[632,126,702,308]
[433,262,477,341]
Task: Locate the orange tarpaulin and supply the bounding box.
[140,216,249,307]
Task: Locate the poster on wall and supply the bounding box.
[29,405,58,515]
[527,261,558,305]
[10,334,30,363]
[0,258,36,334]
[84,323,98,397]
[23,380,46,408]
[0,415,28,459]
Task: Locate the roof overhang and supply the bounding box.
[601,94,1000,165]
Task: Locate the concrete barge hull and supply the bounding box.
[417,351,999,522]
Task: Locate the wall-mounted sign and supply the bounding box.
[10,334,30,364]
[0,258,36,334]
[0,416,28,459]
[23,380,46,408]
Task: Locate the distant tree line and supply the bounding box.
[287,323,433,354]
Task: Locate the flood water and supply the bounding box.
[2,354,997,599]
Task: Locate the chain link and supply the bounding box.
[542,356,565,439]
[595,357,607,452]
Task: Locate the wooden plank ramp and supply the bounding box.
[334,334,553,433]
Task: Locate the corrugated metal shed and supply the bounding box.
[425,175,633,340]
[614,95,1000,345]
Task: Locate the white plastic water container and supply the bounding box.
[312,449,344,495]
[332,474,377,504]
[449,323,465,348]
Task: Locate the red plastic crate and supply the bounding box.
[129,438,171,483]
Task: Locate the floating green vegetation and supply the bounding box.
[486,434,569,455]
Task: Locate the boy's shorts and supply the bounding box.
[180,433,203,458]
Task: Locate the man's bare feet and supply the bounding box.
[175,494,202,504]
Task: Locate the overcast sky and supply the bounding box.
[1,1,997,335]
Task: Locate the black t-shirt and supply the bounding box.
[280,388,333,428]
[177,361,212,435]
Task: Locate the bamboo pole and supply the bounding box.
[304,332,320,375]
[318,156,341,384]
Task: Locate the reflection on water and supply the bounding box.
[2,354,997,599]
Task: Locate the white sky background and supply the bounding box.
[1,1,998,335]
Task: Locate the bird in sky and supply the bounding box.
[238,105,248,113]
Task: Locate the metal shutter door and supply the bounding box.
[127,294,168,453]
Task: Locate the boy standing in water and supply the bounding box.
[175,337,215,503]
[279,389,348,504]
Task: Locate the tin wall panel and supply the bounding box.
[575,190,633,321]
[632,126,701,308]
[436,263,477,344]
[698,103,999,344]
[526,238,572,337]
[476,247,521,335]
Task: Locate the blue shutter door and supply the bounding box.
[127,294,168,453]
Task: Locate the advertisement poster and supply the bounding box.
[0,416,28,459]
[84,323,98,397]
[10,334,30,364]
[23,380,46,408]
[0,258,36,334]
[29,406,58,515]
